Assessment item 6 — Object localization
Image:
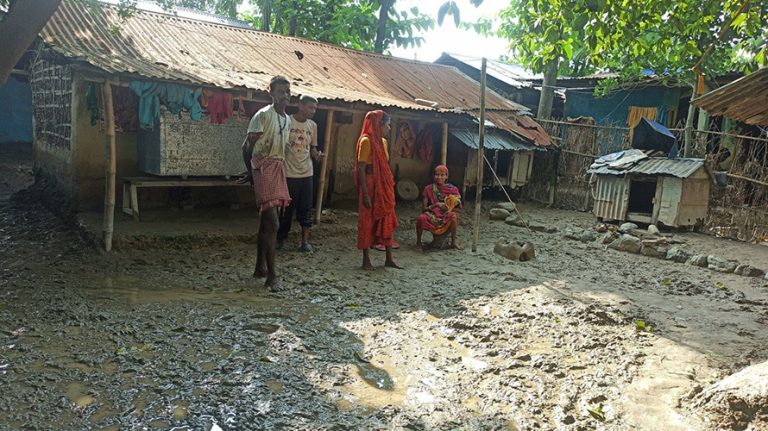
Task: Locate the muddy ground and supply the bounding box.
[1,155,768,430]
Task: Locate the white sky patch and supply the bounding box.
[389,0,510,62]
[237,0,510,63]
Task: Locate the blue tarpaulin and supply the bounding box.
[0,75,33,143]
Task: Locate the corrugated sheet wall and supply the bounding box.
[593,175,629,221]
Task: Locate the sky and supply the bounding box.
[236,0,511,63]
[388,0,510,62]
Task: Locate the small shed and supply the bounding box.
[588,152,712,227]
[450,128,543,192]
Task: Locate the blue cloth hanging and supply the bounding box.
[129,81,202,129]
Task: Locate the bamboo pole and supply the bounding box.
[471,58,487,253]
[441,122,448,165]
[726,173,768,188]
[102,81,116,252]
[314,110,335,223]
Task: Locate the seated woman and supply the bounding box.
[415,165,463,251]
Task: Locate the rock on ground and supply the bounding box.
[609,234,642,253]
[708,256,738,274]
[504,215,528,227]
[666,247,691,263]
[687,254,709,268]
[694,360,768,430]
[489,208,511,221]
[735,264,765,278]
[579,229,598,243]
[493,239,535,261]
[601,231,619,245]
[494,202,517,212]
[619,222,639,233]
[641,239,670,258]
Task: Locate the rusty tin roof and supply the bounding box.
[693,67,768,126]
[589,157,708,178]
[41,1,528,114]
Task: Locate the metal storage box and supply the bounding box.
[138,110,249,176]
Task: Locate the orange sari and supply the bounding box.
[355,111,398,249]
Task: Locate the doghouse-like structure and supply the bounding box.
[588,151,712,227]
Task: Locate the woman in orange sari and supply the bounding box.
[356,110,402,270]
[415,165,463,251]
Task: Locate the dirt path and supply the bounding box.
[1,193,767,430]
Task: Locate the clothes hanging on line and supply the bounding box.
[202,90,233,124]
[129,81,202,129]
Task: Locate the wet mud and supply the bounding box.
[1,185,768,430]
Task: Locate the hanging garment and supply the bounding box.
[415,125,434,162]
[85,83,100,126]
[393,120,416,158]
[203,90,233,124]
[113,86,139,132]
[129,81,203,129]
[627,106,658,144]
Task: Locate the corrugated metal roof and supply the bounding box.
[693,67,768,126]
[440,53,538,88]
[482,111,554,147]
[40,1,525,113]
[589,157,707,178]
[450,129,539,152]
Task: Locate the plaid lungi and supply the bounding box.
[251,156,291,212]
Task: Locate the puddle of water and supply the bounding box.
[339,355,408,410]
[355,363,395,390]
[266,380,284,394]
[172,403,189,421]
[66,382,95,407]
[90,405,120,424]
[242,323,280,333]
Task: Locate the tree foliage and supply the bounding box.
[495,0,768,84]
[241,0,433,53]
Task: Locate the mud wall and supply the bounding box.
[30,58,75,202]
[329,112,440,201]
[71,77,141,211]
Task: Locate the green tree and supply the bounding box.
[242,0,433,54]
[492,0,768,119]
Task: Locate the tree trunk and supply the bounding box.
[260,0,272,31]
[0,0,63,86]
[684,83,696,157]
[374,0,393,54]
[536,57,559,120]
[288,1,298,36]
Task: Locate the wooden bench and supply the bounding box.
[122,176,249,221]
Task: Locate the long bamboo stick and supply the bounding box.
[441,122,448,165]
[102,81,116,252]
[472,59,487,253]
[314,110,335,223]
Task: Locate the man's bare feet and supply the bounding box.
[264,275,287,292]
[414,243,423,252]
[384,259,404,269]
[452,242,464,250]
[253,266,268,278]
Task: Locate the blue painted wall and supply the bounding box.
[0,75,33,144]
[564,85,680,153]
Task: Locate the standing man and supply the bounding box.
[241,75,292,291]
[277,95,323,252]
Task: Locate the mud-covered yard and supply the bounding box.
[1,170,767,430]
